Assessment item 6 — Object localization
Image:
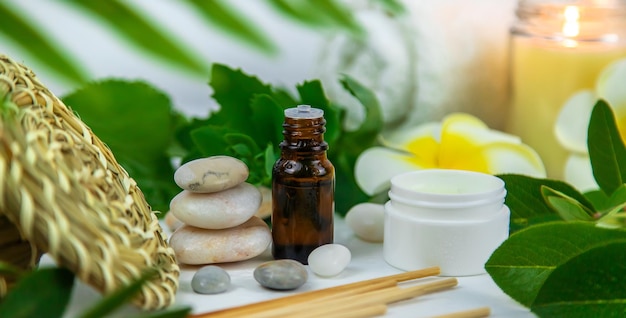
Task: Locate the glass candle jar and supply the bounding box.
[506,0,626,179]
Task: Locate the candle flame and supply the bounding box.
[562,6,580,47]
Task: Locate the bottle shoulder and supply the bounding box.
[273,158,334,179]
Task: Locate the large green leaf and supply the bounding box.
[182,0,276,54]
[531,241,626,317]
[62,80,179,213]
[588,100,626,196]
[0,267,74,318]
[497,174,593,231]
[66,0,208,76]
[0,3,87,84]
[485,222,626,308]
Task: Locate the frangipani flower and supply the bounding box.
[354,113,546,196]
[555,58,626,192]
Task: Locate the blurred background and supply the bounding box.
[0,0,517,128]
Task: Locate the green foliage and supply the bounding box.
[0,262,23,278]
[496,174,590,232]
[266,0,361,33]
[540,186,594,221]
[0,2,88,84]
[588,100,626,196]
[0,0,403,83]
[176,65,382,214]
[183,0,276,54]
[331,75,384,211]
[62,80,181,213]
[488,100,626,316]
[0,267,74,318]
[62,65,382,216]
[485,222,626,316]
[78,269,158,318]
[67,0,209,76]
[0,263,190,318]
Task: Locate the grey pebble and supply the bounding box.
[191,266,231,294]
[253,259,308,290]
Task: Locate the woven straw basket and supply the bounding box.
[0,54,179,309]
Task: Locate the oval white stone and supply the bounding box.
[345,203,385,242]
[175,156,249,193]
[170,216,271,265]
[307,244,351,277]
[170,182,262,229]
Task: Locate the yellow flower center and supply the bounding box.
[403,134,490,173]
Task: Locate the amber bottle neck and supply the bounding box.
[280,116,328,153]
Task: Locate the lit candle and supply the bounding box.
[506,0,626,179]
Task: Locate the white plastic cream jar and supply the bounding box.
[383,169,510,276]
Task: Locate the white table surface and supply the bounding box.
[48,216,535,317]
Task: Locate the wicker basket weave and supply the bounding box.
[0,54,179,309]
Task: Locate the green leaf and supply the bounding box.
[314,0,364,35]
[330,75,383,214]
[264,143,277,179]
[374,0,406,16]
[66,0,208,76]
[0,267,74,318]
[79,269,157,318]
[182,0,276,54]
[531,241,626,317]
[0,3,88,84]
[297,80,341,144]
[485,222,626,307]
[224,133,261,157]
[585,185,626,213]
[497,174,594,230]
[209,64,273,129]
[588,100,626,196]
[62,80,178,213]
[266,0,363,34]
[250,94,284,148]
[541,186,594,221]
[339,74,383,152]
[190,125,232,157]
[0,261,24,278]
[128,307,192,318]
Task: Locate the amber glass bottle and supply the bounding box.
[272,105,335,264]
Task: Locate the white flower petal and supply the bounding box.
[482,143,546,178]
[381,122,439,149]
[442,113,521,145]
[596,58,626,112]
[555,90,596,153]
[564,154,598,192]
[354,147,425,196]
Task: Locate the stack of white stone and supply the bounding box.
[168,156,272,265]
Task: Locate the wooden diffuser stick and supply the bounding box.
[191,266,441,318]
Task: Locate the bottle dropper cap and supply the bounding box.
[284,105,324,119]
